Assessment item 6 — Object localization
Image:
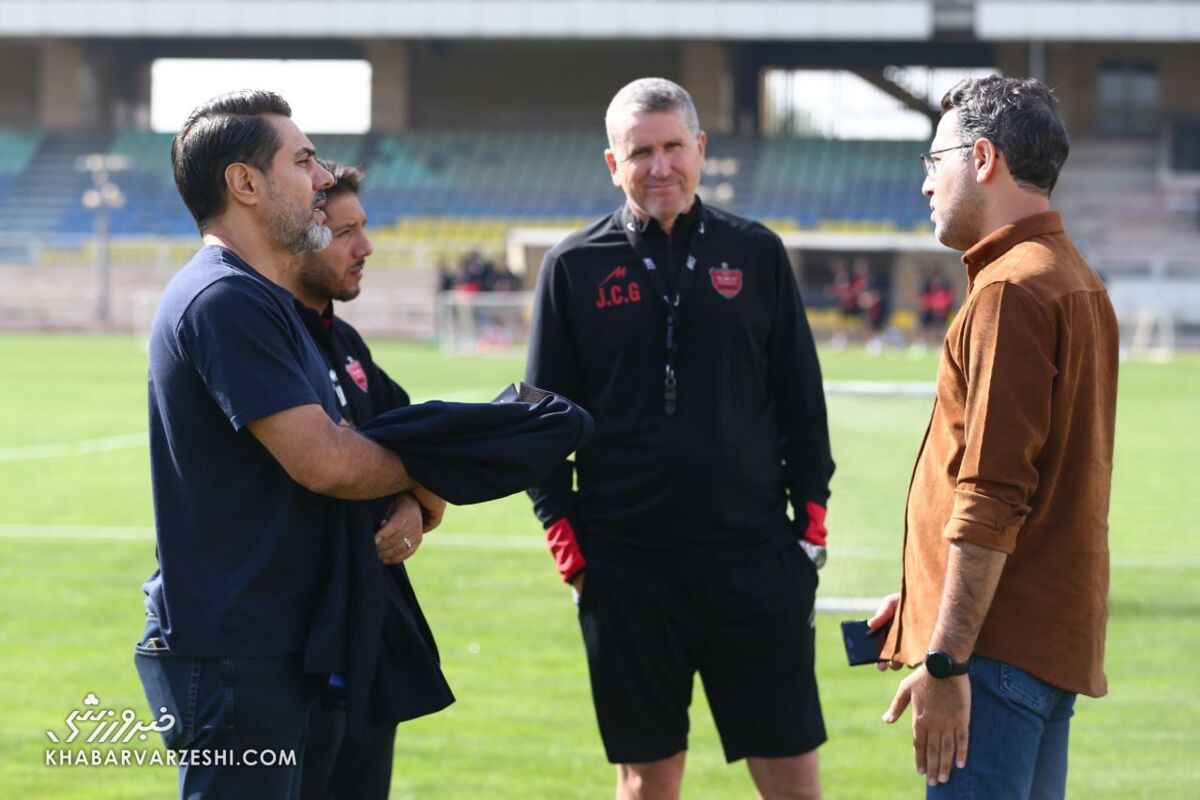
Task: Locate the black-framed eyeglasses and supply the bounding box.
[919,144,971,178]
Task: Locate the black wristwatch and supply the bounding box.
[924,650,971,678]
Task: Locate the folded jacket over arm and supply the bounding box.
[305,384,594,732]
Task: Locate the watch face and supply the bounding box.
[925,651,953,678]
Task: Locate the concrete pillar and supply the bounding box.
[1028,40,1046,82]
[682,42,733,134]
[38,40,101,129]
[0,42,38,127]
[367,41,410,134]
[108,49,154,130]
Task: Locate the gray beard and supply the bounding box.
[266,204,332,254]
[293,223,332,253]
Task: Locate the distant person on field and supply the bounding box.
[525,77,833,800]
[857,264,888,334]
[868,76,1118,798]
[917,270,954,344]
[455,250,491,293]
[828,257,855,347]
[486,255,520,292]
[136,90,443,800]
[436,258,456,293]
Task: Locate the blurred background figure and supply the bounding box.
[914,268,955,352]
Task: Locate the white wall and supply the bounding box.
[0,1,930,40]
[977,2,1200,41]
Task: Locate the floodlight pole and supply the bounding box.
[76,154,129,326]
[93,205,111,323]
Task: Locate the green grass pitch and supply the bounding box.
[0,333,1196,798]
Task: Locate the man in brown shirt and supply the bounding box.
[867,76,1118,798]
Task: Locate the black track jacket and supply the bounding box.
[526,199,834,563]
[295,303,410,427]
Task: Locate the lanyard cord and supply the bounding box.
[303,313,357,425]
[620,205,707,416]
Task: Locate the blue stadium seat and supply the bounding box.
[0,128,933,236]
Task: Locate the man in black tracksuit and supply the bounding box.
[279,160,414,800]
[298,284,410,427]
[526,78,834,799]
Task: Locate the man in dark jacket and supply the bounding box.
[525,78,834,800]
[276,160,420,800]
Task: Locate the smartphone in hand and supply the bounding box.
[840,618,890,666]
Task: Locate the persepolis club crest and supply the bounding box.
[345,356,368,392]
[709,263,743,299]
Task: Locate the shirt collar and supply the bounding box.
[962,211,1064,280]
[293,298,336,330]
[623,196,704,239]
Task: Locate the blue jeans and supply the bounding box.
[929,654,1077,800]
[134,623,319,800]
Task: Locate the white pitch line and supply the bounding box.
[0,382,926,464]
[0,525,1196,570]
[816,597,882,613]
[426,532,544,549]
[0,524,153,539]
[0,432,147,463]
[824,381,935,397]
[0,524,877,613]
[0,525,546,548]
[0,390,504,464]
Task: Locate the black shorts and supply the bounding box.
[577,542,825,764]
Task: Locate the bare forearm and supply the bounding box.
[318,425,415,500]
[928,541,1007,661]
[247,404,416,500]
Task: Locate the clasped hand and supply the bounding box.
[374,486,446,565]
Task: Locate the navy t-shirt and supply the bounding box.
[144,245,341,657]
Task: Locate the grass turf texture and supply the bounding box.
[0,333,1196,798]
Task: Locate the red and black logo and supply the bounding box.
[709,263,743,299]
[345,356,368,392]
[595,265,642,310]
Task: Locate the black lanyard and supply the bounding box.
[621,205,707,416]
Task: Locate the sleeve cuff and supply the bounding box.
[800,501,828,547]
[545,517,587,583]
[943,489,1024,554]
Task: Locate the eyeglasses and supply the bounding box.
[919,144,971,178]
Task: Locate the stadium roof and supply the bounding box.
[976,1,1200,40]
[1,0,1197,41]
[0,1,930,39]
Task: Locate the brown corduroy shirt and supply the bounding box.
[880,212,1118,697]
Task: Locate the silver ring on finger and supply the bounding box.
[403,537,413,550]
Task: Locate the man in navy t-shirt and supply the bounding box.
[136,90,443,800]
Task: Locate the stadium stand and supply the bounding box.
[0,130,103,236]
[103,130,190,236]
[752,138,928,228]
[360,130,615,218]
[0,129,40,200]
[0,127,933,244]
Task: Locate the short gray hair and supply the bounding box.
[605,77,701,150]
